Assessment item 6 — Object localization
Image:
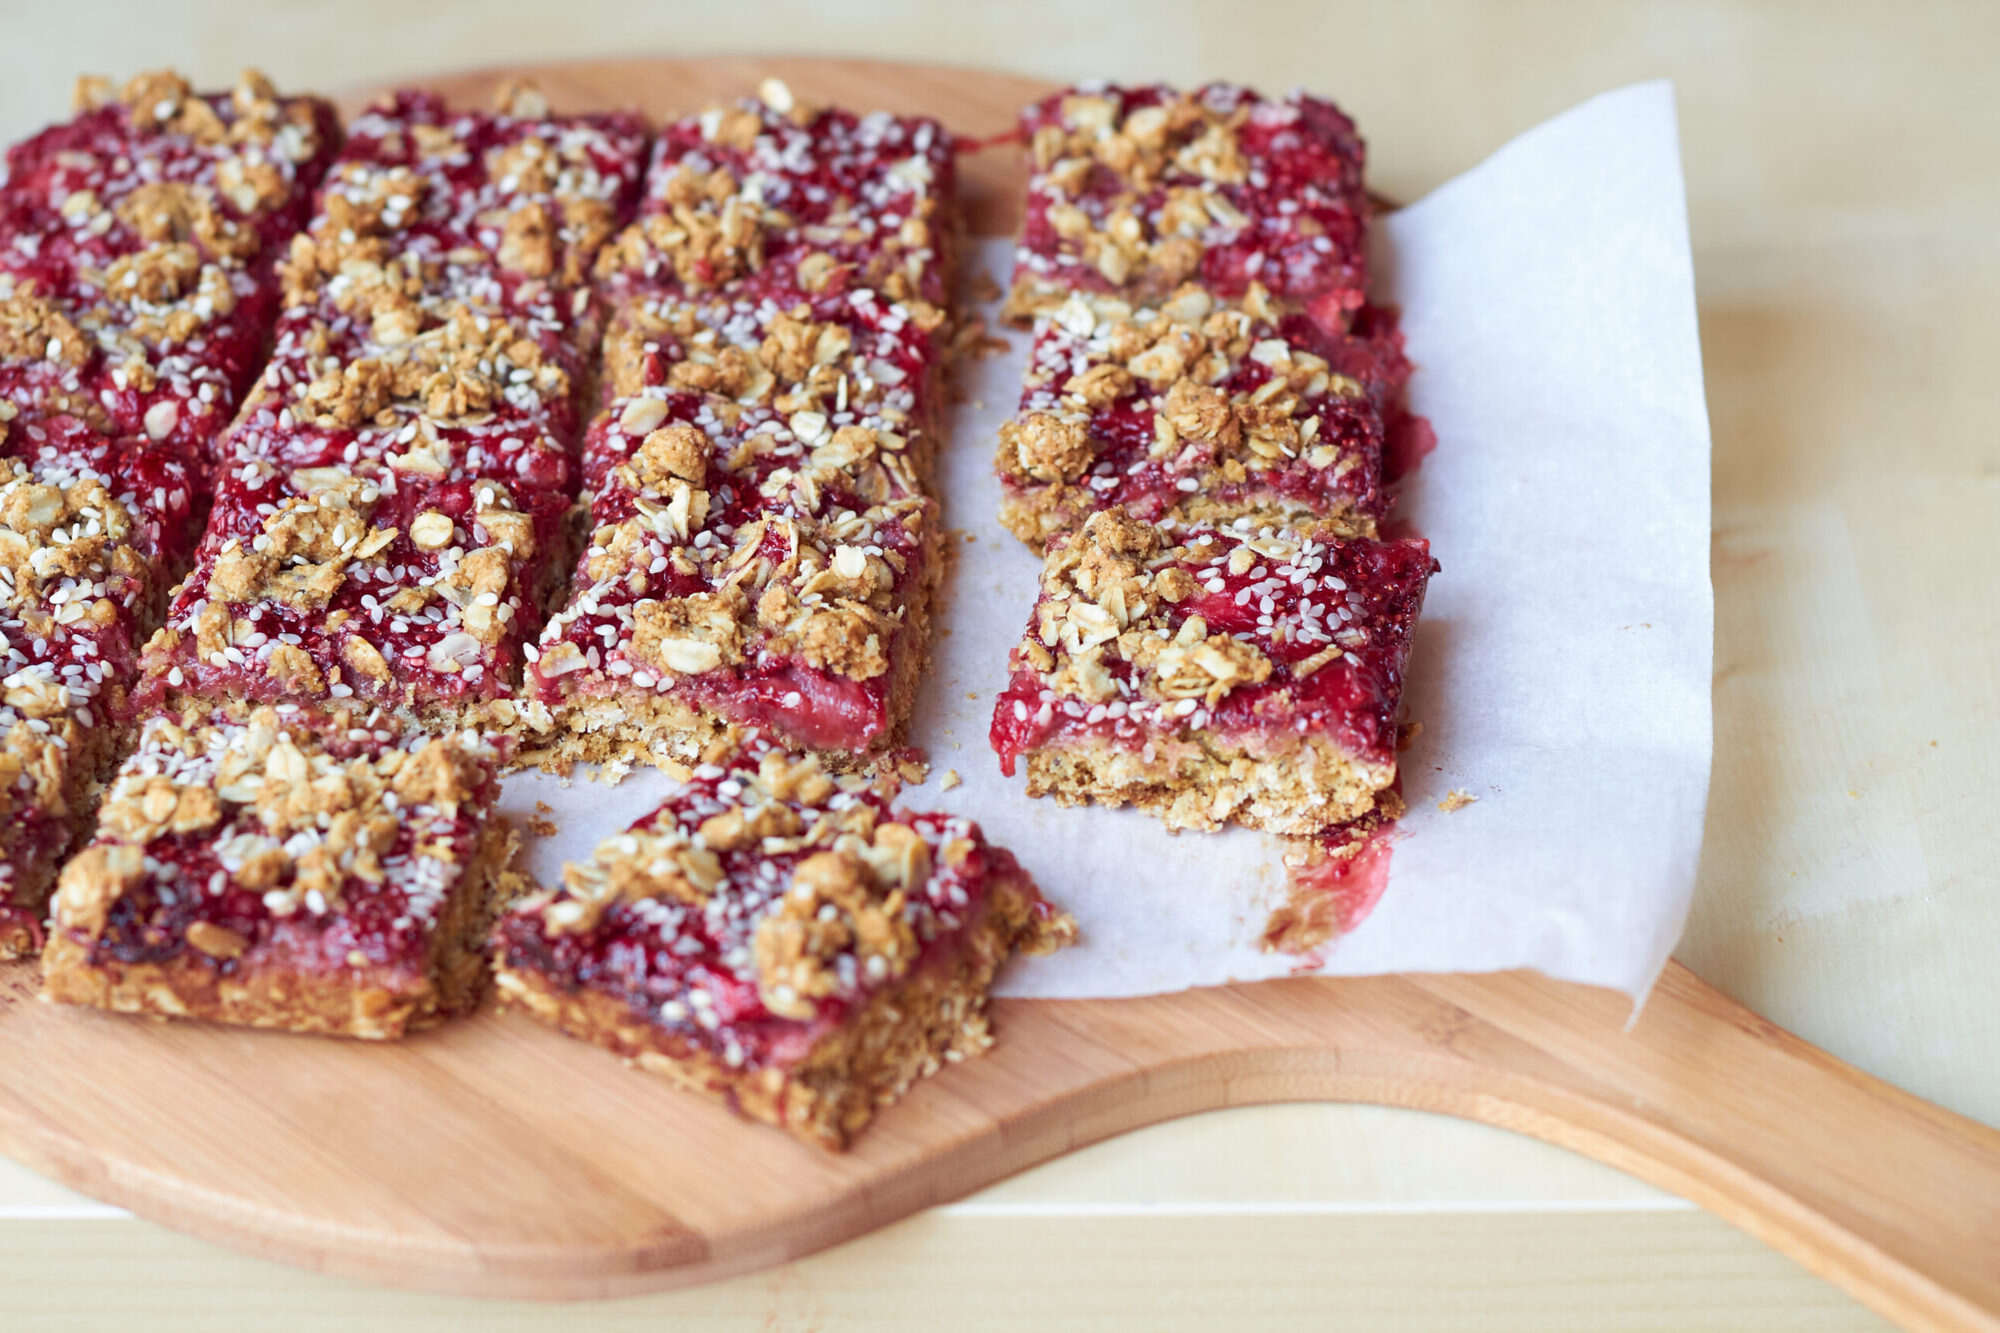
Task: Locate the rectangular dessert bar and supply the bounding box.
[989,507,1434,834]
[331,86,649,304]
[0,415,205,958]
[1005,82,1370,331]
[492,736,1072,1148]
[136,446,574,729]
[43,703,518,1038]
[0,70,340,457]
[594,83,956,316]
[595,282,947,465]
[524,382,938,771]
[996,282,1394,549]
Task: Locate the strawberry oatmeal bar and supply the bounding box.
[1005,82,1370,330]
[133,84,652,734]
[524,384,938,770]
[136,448,573,728]
[990,508,1434,834]
[492,736,1072,1148]
[43,703,518,1038]
[996,281,1397,549]
[595,83,957,319]
[0,70,339,458]
[525,86,964,772]
[0,416,204,957]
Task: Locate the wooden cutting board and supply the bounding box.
[0,56,1995,1328]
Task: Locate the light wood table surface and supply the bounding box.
[3,2,1995,1328]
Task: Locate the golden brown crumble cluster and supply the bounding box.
[1014,508,1277,710]
[602,302,922,414]
[286,307,570,429]
[0,288,90,368]
[1022,91,1254,293]
[54,707,485,943]
[596,169,773,293]
[1001,284,1365,489]
[0,459,141,622]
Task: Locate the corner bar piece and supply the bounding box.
[43,703,518,1038]
[997,283,1392,549]
[492,737,1072,1148]
[990,508,1434,834]
[595,86,956,317]
[1006,82,1369,330]
[0,415,205,958]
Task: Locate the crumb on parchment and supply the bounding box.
[1438,789,1477,812]
[940,769,962,791]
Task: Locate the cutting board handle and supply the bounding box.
[1393,964,2000,1331]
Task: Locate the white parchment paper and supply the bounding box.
[501,81,1714,1004]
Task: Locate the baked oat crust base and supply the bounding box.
[1021,732,1393,835]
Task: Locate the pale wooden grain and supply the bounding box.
[0,28,1993,1332]
[0,1212,1896,1332]
[2,951,1995,1323]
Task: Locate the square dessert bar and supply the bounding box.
[324,86,649,301]
[3,70,339,288]
[594,282,945,473]
[492,737,1072,1148]
[997,283,1391,549]
[137,448,573,729]
[0,416,206,957]
[989,507,1434,834]
[0,71,340,456]
[1006,82,1370,330]
[525,386,937,771]
[594,83,957,315]
[43,704,518,1038]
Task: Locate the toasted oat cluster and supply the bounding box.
[493,735,1071,1147]
[42,703,518,1037]
[0,70,340,459]
[997,283,1399,548]
[990,508,1433,833]
[596,86,956,315]
[1005,82,1369,329]
[527,84,962,771]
